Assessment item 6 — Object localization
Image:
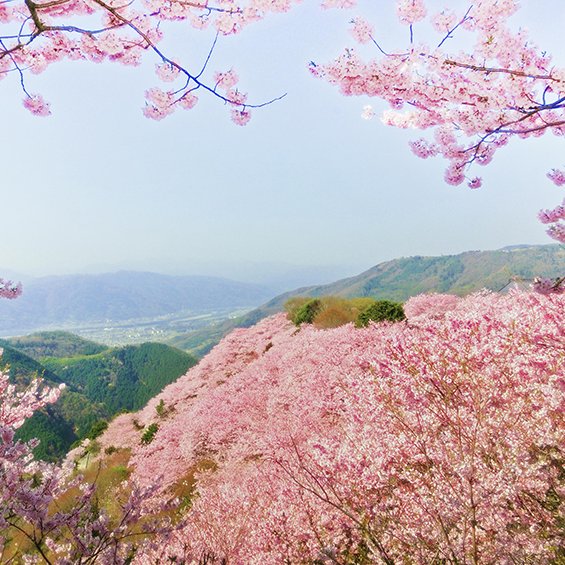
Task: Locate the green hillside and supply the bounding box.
[168,244,565,357]
[2,331,107,360]
[0,344,63,386]
[43,342,198,414]
[1,336,197,461]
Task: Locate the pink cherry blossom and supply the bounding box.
[214,69,239,91]
[22,94,51,116]
[313,1,565,245]
[350,17,373,44]
[95,290,565,563]
[231,108,252,126]
[538,200,565,224]
[548,168,565,186]
[155,61,180,82]
[396,0,427,25]
[0,278,22,299]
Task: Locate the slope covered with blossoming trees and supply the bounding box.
[85,289,565,563]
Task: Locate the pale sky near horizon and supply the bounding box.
[1,1,564,284]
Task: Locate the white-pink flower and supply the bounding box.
[350,17,373,44]
[361,104,374,120]
[22,94,51,116]
[547,168,565,186]
[396,0,427,25]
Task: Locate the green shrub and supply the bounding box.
[140,423,159,445]
[356,300,406,327]
[84,440,101,456]
[86,419,108,440]
[155,399,166,418]
[284,297,311,322]
[292,299,322,326]
[110,465,131,481]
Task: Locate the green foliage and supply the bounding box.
[284,297,311,322]
[110,465,130,481]
[43,342,197,414]
[0,344,63,386]
[57,389,107,439]
[140,423,159,445]
[155,399,167,418]
[87,419,109,440]
[356,300,406,327]
[285,296,386,330]
[291,299,322,326]
[16,407,77,462]
[84,440,101,456]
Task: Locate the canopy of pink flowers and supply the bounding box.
[98,290,565,563]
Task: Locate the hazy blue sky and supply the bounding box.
[1,1,563,284]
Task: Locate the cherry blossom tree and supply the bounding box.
[0,362,172,563]
[314,0,565,268]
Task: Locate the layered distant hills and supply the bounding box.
[0,332,197,460]
[169,244,565,356]
[0,271,274,334]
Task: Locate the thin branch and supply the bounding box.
[195,30,218,79]
[0,38,31,95]
[437,5,474,49]
[443,59,559,82]
[369,34,409,58]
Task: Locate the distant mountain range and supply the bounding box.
[0,271,275,334]
[168,244,565,356]
[1,245,562,354]
[253,243,565,309]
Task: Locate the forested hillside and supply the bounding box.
[1,331,107,360]
[43,342,197,414]
[0,335,197,460]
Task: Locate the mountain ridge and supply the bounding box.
[168,244,565,356]
[0,271,275,334]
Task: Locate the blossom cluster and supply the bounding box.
[0,278,22,299]
[0,0,301,123]
[538,199,565,242]
[316,0,565,242]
